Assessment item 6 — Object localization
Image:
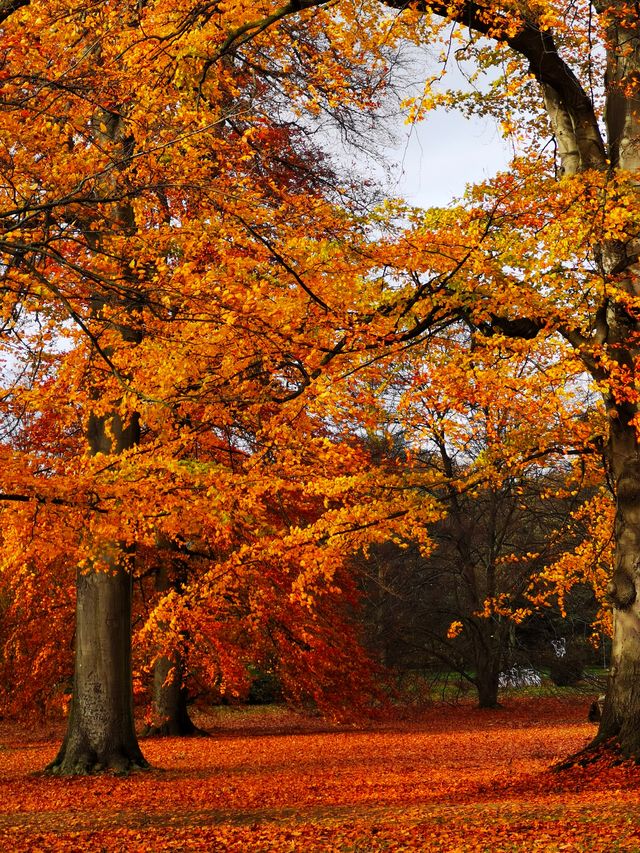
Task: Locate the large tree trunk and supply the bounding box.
[47,411,148,774]
[46,101,149,774]
[47,562,148,774]
[587,7,640,749]
[591,422,640,758]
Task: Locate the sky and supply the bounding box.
[371,38,514,209]
[387,108,513,208]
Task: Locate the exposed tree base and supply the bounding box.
[51,560,146,777]
[45,750,150,777]
[554,736,640,771]
[477,702,504,710]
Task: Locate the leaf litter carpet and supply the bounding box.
[1,698,638,851]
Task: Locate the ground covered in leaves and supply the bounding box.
[1,698,639,851]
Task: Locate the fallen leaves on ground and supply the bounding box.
[1,698,639,851]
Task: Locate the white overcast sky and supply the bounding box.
[386,108,512,207]
[368,38,514,209]
[323,40,514,210]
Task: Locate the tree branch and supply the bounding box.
[382,0,607,173]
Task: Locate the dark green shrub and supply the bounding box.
[247,672,282,704]
[549,656,584,687]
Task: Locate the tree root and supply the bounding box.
[553,736,637,771]
[44,752,150,777]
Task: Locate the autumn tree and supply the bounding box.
[131,428,390,732]
[348,321,606,707]
[0,0,445,772]
[384,0,640,758]
[0,0,325,771]
[289,0,639,759]
[359,470,600,708]
[5,0,640,769]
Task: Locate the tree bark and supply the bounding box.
[472,615,507,709]
[589,422,640,757]
[474,655,501,709]
[141,559,202,737]
[142,652,201,737]
[44,96,150,774]
[47,560,148,774]
[47,411,148,774]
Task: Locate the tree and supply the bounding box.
[350,328,606,708]
[373,0,640,758]
[0,0,439,771]
[303,0,639,759]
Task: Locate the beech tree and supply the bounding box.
[375,0,640,759]
[0,0,440,772]
[292,0,639,760]
[268,0,639,757]
[349,323,606,708]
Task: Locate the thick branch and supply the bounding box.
[478,313,543,340]
[541,83,581,176]
[599,2,640,172]
[383,1,607,173]
[210,0,332,61]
